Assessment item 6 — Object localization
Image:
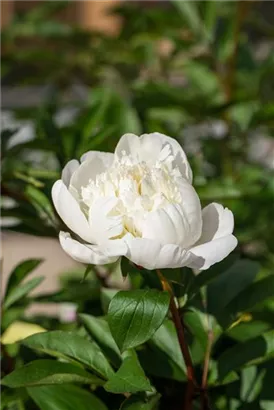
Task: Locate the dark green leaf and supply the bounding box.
[120,394,161,410]
[191,253,238,293]
[0,389,21,410]
[1,359,104,387]
[207,260,260,316]
[81,265,93,282]
[22,331,114,380]
[105,350,152,394]
[184,309,209,363]
[226,274,274,315]
[79,314,121,367]
[140,320,186,381]
[27,384,107,410]
[108,289,170,352]
[217,330,274,379]
[4,276,44,309]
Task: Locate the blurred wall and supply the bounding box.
[1,0,122,34]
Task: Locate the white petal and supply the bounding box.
[89,196,124,243]
[115,132,192,182]
[52,180,94,243]
[100,238,127,258]
[142,204,189,246]
[70,152,114,195]
[141,133,193,182]
[187,235,238,271]
[197,202,234,244]
[59,232,117,265]
[114,133,141,161]
[176,179,202,247]
[61,160,79,187]
[80,150,114,166]
[123,234,191,270]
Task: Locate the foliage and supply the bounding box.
[1,1,274,410]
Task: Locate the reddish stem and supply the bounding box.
[157,270,197,409]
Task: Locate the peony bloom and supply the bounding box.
[52,133,237,271]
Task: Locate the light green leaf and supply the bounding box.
[22,331,114,380]
[105,350,152,394]
[79,314,121,367]
[101,288,119,314]
[27,384,107,410]
[240,366,265,403]
[108,289,170,352]
[227,321,272,342]
[1,359,104,388]
[203,1,218,41]
[82,88,111,141]
[172,0,205,39]
[25,185,55,222]
[4,276,44,309]
[4,259,43,299]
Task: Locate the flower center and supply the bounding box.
[81,153,182,237]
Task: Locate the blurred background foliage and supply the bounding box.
[1,1,274,409]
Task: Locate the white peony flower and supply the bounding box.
[52,133,237,271]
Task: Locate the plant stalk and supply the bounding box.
[157,269,197,409]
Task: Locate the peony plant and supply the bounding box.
[50,132,237,407]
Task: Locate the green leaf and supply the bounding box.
[172,0,204,39]
[22,331,114,380]
[140,320,186,381]
[4,276,44,309]
[81,265,93,282]
[227,321,272,342]
[240,366,264,403]
[0,390,19,410]
[207,361,239,386]
[120,394,161,410]
[1,359,104,388]
[184,62,223,102]
[203,1,218,41]
[207,260,260,317]
[191,254,238,294]
[108,289,170,352]
[27,384,107,410]
[101,288,120,314]
[79,314,121,368]
[82,88,111,141]
[25,185,55,223]
[217,330,274,379]
[5,259,43,299]
[183,309,209,364]
[105,350,152,394]
[225,274,274,315]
